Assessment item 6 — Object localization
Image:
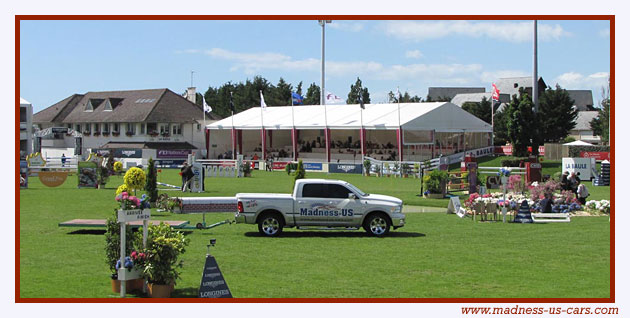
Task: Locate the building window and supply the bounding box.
[94,123,100,132]
[172,124,181,135]
[147,123,157,136]
[160,124,170,135]
[197,123,201,130]
[67,123,72,129]
[76,124,81,132]
[103,123,109,133]
[84,123,91,133]
[126,123,136,136]
[113,123,119,133]
[140,123,145,134]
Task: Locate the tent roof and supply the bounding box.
[563,140,595,146]
[207,102,492,132]
[20,97,31,105]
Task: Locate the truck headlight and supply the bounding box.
[391,205,402,214]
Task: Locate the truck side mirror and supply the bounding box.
[348,193,357,200]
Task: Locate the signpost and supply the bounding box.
[199,239,232,298]
[117,208,150,298]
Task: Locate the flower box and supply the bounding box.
[93,132,101,136]
[112,132,120,136]
[126,131,134,136]
[83,131,91,136]
[102,131,110,136]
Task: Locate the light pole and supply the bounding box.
[319,20,331,163]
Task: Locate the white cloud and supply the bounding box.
[599,28,610,37]
[553,71,609,91]
[480,70,529,83]
[328,22,364,32]
[201,48,319,74]
[405,50,423,59]
[381,21,570,43]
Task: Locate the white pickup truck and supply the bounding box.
[235,179,405,237]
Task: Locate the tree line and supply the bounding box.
[200,76,424,118]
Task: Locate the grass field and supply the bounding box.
[19,168,611,298]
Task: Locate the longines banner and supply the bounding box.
[94,148,142,158]
[329,163,363,174]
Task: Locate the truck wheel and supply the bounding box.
[258,214,283,237]
[364,213,391,237]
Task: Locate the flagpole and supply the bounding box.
[230,92,235,160]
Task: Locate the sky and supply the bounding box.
[20,19,610,113]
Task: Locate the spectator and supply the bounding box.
[568,172,579,195]
[61,154,66,167]
[560,171,570,191]
[539,192,553,213]
[577,180,589,205]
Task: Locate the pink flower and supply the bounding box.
[121,193,129,200]
[115,195,121,201]
[131,251,137,259]
[139,252,145,259]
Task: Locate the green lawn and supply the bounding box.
[18,169,611,298]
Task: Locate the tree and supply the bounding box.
[271,77,292,106]
[504,89,538,157]
[590,82,610,144]
[304,82,321,105]
[145,157,158,203]
[493,109,509,145]
[461,97,499,124]
[388,91,422,103]
[346,77,370,104]
[537,84,578,142]
[296,81,303,96]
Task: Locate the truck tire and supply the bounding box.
[258,213,283,237]
[364,213,391,237]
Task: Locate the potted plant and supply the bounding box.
[112,131,120,136]
[104,209,141,293]
[102,131,110,136]
[240,161,252,177]
[413,163,420,178]
[126,131,134,136]
[422,169,448,199]
[93,131,101,136]
[149,131,159,137]
[142,222,189,298]
[363,159,371,177]
[113,161,123,175]
[123,167,146,196]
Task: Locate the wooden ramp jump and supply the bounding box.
[58,219,190,229]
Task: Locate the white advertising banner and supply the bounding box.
[562,157,597,180]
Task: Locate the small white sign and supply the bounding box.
[562,157,597,180]
[117,209,151,223]
[447,197,462,215]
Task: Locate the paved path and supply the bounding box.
[403,205,447,213]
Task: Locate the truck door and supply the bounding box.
[296,183,362,227]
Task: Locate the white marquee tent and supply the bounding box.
[208,102,492,132]
[206,102,493,162]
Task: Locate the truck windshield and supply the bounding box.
[345,183,367,197]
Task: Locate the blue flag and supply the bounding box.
[291,92,304,105]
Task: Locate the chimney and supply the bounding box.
[186,87,197,104]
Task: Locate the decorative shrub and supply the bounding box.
[141,223,189,285]
[285,162,297,175]
[240,161,252,176]
[500,158,526,167]
[124,167,146,194]
[423,169,448,194]
[116,184,129,196]
[104,209,140,279]
[507,175,524,193]
[363,160,371,175]
[293,160,306,184]
[145,158,158,203]
[113,161,123,173]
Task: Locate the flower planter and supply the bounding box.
[111,279,133,293]
[148,283,173,298]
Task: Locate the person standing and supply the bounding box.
[576,180,589,205]
[61,153,66,167]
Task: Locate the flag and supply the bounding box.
[492,83,500,102]
[325,91,343,104]
[396,87,401,102]
[260,90,267,108]
[202,96,212,113]
[358,92,364,109]
[183,90,188,99]
[229,92,234,112]
[291,92,304,105]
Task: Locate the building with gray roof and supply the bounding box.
[427,87,485,101]
[33,88,221,164]
[569,111,601,144]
